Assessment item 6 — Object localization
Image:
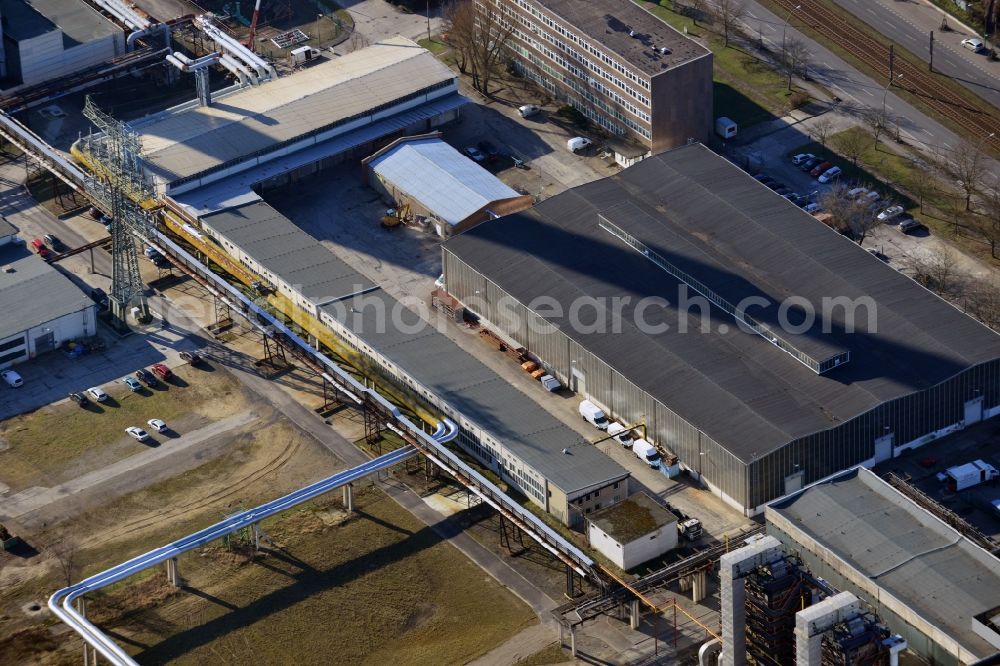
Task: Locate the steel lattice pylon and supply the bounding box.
[81,95,152,326]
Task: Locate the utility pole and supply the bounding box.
[426,0,431,42]
[929,30,935,71]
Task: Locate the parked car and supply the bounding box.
[567,136,592,153]
[69,391,90,407]
[801,157,822,172]
[143,246,159,258]
[818,166,842,183]
[87,386,108,402]
[1,369,23,388]
[803,203,821,214]
[30,238,51,259]
[773,186,792,196]
[463,146,486,162]
[151,363,173,380]
[847,187,867,199]
[877,205,905,221]
[898,218,925,234]
[810,161,833,177]
[179,350,204,366]
[43,234,64,251]
[765,181,784,191]
[518,104,541,118]
[122,375,142,392]
[125,426,151,443]
[89,287,109,308]
[135,368,157,386]
[962,37,985,52]
[792,153,814,165]
[753,173,771,182]
[147,418,168,433]
[477,140,500,160]
[149,253,167,267]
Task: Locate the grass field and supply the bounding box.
[516,642,569,666]
[96,487,535,665]
[0,366,246,491]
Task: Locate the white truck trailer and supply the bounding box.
[943,460,999,492]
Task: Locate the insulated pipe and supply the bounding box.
[698,639,722,666]
[91,0,149,31]
[219,54,256,86]
[194,15,274,80]
[126,23,169,50]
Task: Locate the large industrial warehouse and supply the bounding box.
[441,143,1000,514]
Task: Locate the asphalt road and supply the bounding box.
[724,0,975,154]
[831,0,1000,112]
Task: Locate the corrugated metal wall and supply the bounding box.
[444,247,1000,513]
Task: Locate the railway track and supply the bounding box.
[770,0,1000,153]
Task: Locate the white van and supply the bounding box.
[567,137,592,153]
[632,439,661,468]
[579,399,609,429]
[606,422,633,448]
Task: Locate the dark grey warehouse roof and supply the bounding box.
[535,0,710,75]
[768,468,1000,659]
[0,243,93,342]
[443,144,1000,463]
[201,201,377,305]
[322,291,628,494]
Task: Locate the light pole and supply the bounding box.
[426,0,431,42]
[781,4,801,53]
[317,14,323,44]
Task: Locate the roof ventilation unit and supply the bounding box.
[660,46,671,55]
[629,29,636,37]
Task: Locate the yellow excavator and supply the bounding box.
[381,203,410,229]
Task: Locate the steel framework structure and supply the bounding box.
[81,95,151,326]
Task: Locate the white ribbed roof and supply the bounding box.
[369,138,522,225]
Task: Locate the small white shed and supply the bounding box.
[587,492,678,570]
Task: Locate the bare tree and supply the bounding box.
[910,246,961,296]
[715,0,746,47]
[809,117,834,146]
[469,1,515,96]
[818,183,880,244]
[835,128,868,166]
[950,139,986,211]
[50,539,81,588]
[442,0,474,74]
[780,38,809,91]
[862,106,889,146]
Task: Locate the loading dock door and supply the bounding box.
[873,433,894,464]
[571,368,586,396]
[964,397,984,425]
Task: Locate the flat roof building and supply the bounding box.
[0,0,123,89]
[442,143,1000,514]
[196,198,629,525]
[494,0,712,158]
[363,134,533,237]
[0,234,96,369]
[126,37,463,195]
[587,492,678,569]
[768,467,1000,664]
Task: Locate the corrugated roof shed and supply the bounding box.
[0,244,92,341]
[133,36,456,189]
[768,467,1000,660]
[443,144,1000,463]
[368,137,521,226]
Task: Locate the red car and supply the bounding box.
[151,363,173,380]
[30,238,51,259]
[810,161,832,178]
